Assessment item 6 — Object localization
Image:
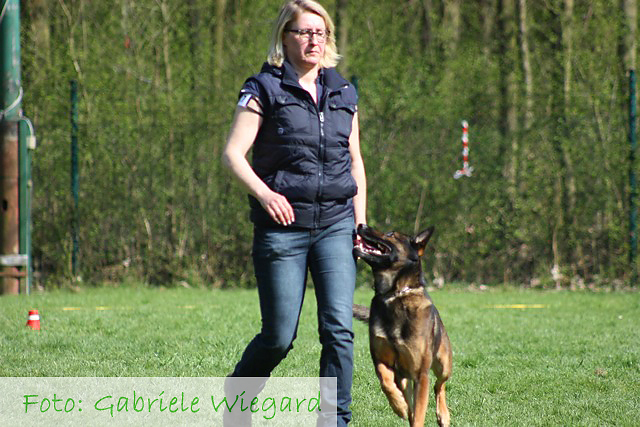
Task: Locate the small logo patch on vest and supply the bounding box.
[238,93,252,108]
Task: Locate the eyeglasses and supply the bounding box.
[285,28,330,43]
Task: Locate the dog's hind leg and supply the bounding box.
[399,377,413,422]
[432,333,452,427]
[433,378,450,427]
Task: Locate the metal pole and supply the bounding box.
[19,119,34,294]
[350,75,359,94]
[71,80,79,279]
[0,0,21,295]
[0,0,20,119]
[630,69,638,284]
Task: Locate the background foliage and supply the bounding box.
[20,0,638,287]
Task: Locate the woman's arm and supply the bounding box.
[221,100,295,226]
[348,112,367,226]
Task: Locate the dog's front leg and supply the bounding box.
[371,337,409,419]
[375,361,409,420]
[411,371,430,427]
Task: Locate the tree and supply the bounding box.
[15,0,636,288]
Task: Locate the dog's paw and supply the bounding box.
[389,400,409,420]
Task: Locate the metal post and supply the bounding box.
[0,0,20,118]
[0,0,22,295]
[630,69,638,284]
[351,75,359,94]
[71,80,79,279]
[19,119,34,294]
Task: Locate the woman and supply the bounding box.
[222,0,366,425]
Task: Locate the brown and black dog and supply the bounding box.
[353,224,452,427]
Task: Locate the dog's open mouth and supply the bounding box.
[354,234,391,257]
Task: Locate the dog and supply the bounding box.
[353,224,452,427]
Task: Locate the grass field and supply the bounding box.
[1,285,639,426]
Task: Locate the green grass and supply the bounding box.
[1,285,639,426]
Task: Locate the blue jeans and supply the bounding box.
[230,217,356,426]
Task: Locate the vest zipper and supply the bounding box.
[315,111,326,228]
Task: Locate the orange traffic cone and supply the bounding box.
[26,309,40,330]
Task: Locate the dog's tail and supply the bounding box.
[352,304,370,322]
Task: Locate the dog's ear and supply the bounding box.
[412,226,435,257]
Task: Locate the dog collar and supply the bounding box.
[384,286,423,303]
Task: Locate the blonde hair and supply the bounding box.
[267,0,341,68]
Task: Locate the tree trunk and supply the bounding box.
[562,0,574,110]
[187,0,201,92]
[214,0,227,92]
[623,0,638,281]
[482,0,496,57]
[420,0,433,54]
[497,0,519,282]
[549,0,576,286]
[336,0,349,75]
[623,0,638,70]
[30,0,51,66]
[518,0,534,130]
[443,0,461,57]
[159,0,177,251]
[497,0,518,139]
[563,0,579,280]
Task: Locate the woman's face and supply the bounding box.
[283,12,327,72]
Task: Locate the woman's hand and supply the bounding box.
[353,223,365,257]
[222,103,295,227]
[224,103,298,226]
[257,190,295,226]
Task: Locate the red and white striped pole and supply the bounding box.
[454,120,474,179]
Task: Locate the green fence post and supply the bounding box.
[1,0,23,295]
[630,69,638,285]
[71,80,79,279]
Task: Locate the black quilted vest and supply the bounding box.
[247,61,359,229]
